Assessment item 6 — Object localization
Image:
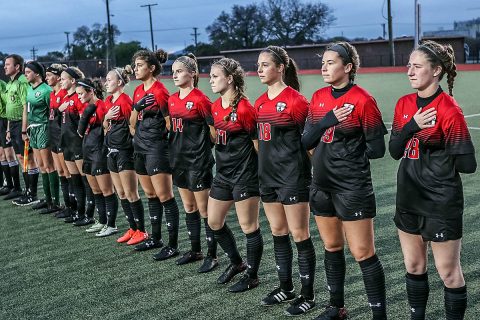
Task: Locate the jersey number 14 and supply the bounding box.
[171,118,183,132]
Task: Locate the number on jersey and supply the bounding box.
[171,118,183,132]
[216,129,227,145]
[258,122,271,141]
[321,126,335,143]
[403,137,420,159]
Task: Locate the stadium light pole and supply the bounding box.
[141,3,158,51]
[414,0,421,49]
[387,0,395,66]
[64,31,71,61]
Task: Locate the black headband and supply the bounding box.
[65,68,80,80]
[25,61,45,79]
[327,44,352,64]
[46,66,63,76]
[77,80,96,91]
[267,48,288,66]
[418,45,447,70]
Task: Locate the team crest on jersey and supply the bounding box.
[230,112,237,122]
[343,103,354,111]
[35,91,41,98]
[56,97,61,103]
[185,101,194,110]
[69,100,74,106]
[276,102,287,112]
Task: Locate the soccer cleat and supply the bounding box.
[38,203,62,215]
[96,225,118,237]
[55,207,74,219]
[126,230,148,245]
[261,287,296,306]
[32,199,47,210]
[0,186,12,196]
[217,261,247,284]
[3,189,22,200]
[134,238,163,251]
[12,195,38,206]
[312,305,348,320]
[176,250,204,265]
[153,246,180,261]
[64,213,81,223]
[228,274,259,293]
[116,228,136,243]
[284,295,316,316]
[85,222,105,233]
[198,255,219,273]
[73,216,95,227]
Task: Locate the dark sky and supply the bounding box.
[0,0,477,60]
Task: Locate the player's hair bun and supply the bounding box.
[124,64,134,75]
[186,53,197,63]
[155,49,168,64]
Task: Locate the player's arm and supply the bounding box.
[21,103,28,141]
[208,125,216,145]
[454,154,477,173]
[77,103,97,137]
[365,137,386,159]
[129,109,138,136]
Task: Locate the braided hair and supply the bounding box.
[174,53,199,87]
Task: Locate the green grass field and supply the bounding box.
[1,71,479,320]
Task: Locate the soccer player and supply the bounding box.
[0,78,14,195]
[58,67,95,225]
[129,49,180,258]
[302,42,388,320]
[102,66,137,238]
[21,61,61,213]
[389,40,476,320]
[45,64,75,218]
[208,58,263,292]
[166,54,218,271]
[3,54,38,202]
[255,46,316,316]
[76,78,117,234]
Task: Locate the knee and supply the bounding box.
[436,263,463,287]
[157,191,174,203]
[323,239,345,253]
[208,216,224,231]
[404,258,427,275]
[350,245,376,262]
[289,227,310,242]
[182,202,198,214]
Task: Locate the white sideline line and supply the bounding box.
[384,122,392,125]
[468,126,480,130]
[465,113,480,118]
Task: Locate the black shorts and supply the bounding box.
[107,149,134,173]
[210,178,259,202]
[134,152,172,176]
[51,144,62,154]
[0,117,12,148]
[63,145,83,162]
[83,160,109,176]
[9,120,25,155]
[310,187,376,221]
[394,210,463,242]
[260,185,309,205]
[173,168,212,191]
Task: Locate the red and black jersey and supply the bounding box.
[83,100,107,156]
[308,85,387,193]
[212,97,258,184]
[60,92,86,148]
[168,88,214,170]
[49,88,68,142]
[255,86,311,187]
[104,92,133,150]
[133,81,169,154]
[391,91,475,217]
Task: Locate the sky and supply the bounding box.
[0,0,478,60]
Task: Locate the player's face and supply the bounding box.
[407,51,440,91]
[257,52,283,85]
[4,58,19,77]
[104,71,122,94]
[45,72,59,87]
[134,58,153,81]
[209,65,230,94]
[76,86,93,104]
[60,72,73,90]
[321,50,351,86]
[24,67,36,83]
[172,62,193,88]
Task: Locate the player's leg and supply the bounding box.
[76,159,95,221]
[64,160,84,222]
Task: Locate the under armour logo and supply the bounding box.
[299,273,310,279]
[240,192,247,198]
[134,218,139,222]
[166,222,172,227]
[188,231,191,235]
[411,307,416,313]
[153,168,159,172]
[354,211,363,217]
[289,196,296,201]
[435,233,444,239]
[319,102,324,108]
[403,114,409,119]
[151,216,158,221]
[276,265,281,270]
[369,302,382,308]
[107,212,111,216]
[196,184,202,188]
[125,215,129,219]
[206,237,212,242]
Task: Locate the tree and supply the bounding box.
[184,42,220,57]
[207,4,268,50]
[70,23,120,60]
[114,41,146,67]
[37,51,65,62]
[263,0,335,45]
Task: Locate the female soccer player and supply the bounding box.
[167,54,218,271]
[255,46,316,316]
[76,78,118,235]
[102,66,138,239]
[302,42,388,320]
[129,49,180,259]
[22,61,61,213]
[389,40,476,320]
[207,58,263,291]
[58,67,95,225]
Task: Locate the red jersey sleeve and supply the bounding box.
[237,99,257,139]
[289,93,309,129]
[443,105,475,155]
[361,96,388,141]
[391,98,405,135]
[197,94,213,125]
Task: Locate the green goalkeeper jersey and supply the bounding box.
[27,82,52,124]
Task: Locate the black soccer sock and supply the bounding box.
[273,234,294,291]
[22,172,29,194]
[60,176,70,208]
[203,218,217,258]
[148,197,163,241]
[186,211,201,252]
[82,176,95,218]
[41,172,51,202]
[246,228,263,279]
[295,237,316,299]
[48,171,60,205]
[213,224,242,265]
[93,193,107,224]
[71,174,85,217]
[130,199,145,232]
[9,161,21,191]
[1,161,13,188]
[105,194,118,228]
[68,176,77,211]
[445,285,467,320]
[359,254,387,320]
[406,272,429,320]
[0,161,3,185]
[325,249,346,308]
[120,198,136,230]
[162,197,179,248]
[27,168,39,198]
